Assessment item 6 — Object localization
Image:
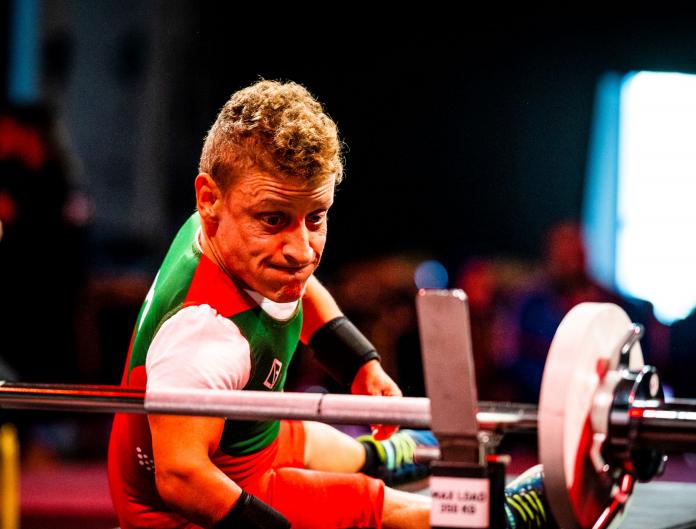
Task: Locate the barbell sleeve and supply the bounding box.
[630,398,696,451]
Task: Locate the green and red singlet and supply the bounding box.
[108,212,304,527]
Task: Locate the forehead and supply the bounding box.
[228,169,336,204]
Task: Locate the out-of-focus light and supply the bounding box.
[617,71,696,323]
[414,260,449,289]
[9,0,39,104]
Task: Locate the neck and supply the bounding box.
[198,227,236,282]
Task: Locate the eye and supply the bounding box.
[307,211,327,228]
[259,213,286,228]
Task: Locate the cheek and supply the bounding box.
[222,219,266,256]
[244,234,283,263]
[310,231,327,253]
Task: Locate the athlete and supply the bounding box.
[108,80,553,529]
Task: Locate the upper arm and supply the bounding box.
[146,304,252,391]
[144,304,249,522]
[149,414,224,471]
[145,304,249,475]
[148,414,239,525]
[300,275,343,344]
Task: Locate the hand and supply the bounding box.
[350,359,402,440]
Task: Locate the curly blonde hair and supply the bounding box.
[199,80,343,189]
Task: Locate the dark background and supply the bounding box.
[5,9,696,272]
[163,12,696,273]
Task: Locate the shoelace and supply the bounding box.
[389,432,417,469]
[504,488,547,529]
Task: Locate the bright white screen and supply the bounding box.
[617,71,696,323]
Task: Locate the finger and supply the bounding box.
[386,388,403,397]
[371,423,399,440]
[378,383,402,398]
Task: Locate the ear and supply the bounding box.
[195,173,222,224]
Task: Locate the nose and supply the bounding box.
[282,223,315,265]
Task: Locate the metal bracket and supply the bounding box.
[416,289,481,464]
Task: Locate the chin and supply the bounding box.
[271,282,306,303]
[273,290,303,303]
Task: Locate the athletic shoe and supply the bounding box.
[357,429,437,486]
[503,464,558,529]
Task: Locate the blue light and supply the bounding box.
[8,0,40,103]
[414,260,449,289]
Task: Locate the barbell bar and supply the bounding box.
[0,381,534,431]
[0,382,694,452]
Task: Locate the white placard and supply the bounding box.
[430,476,490,528]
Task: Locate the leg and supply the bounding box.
[381,464,555,529]
[301,421,437,484]
[293,422,555,528]
[302,421,431,528]
[250,465,431,529]
[249,465,384,529]
[302,420,366,472]
[382,486,430,529]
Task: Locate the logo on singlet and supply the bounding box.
[136,446,154,472]
[263,359,283,389]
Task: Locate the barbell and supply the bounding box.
[0,298,694,529]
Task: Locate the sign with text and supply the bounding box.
[430,476,490,528]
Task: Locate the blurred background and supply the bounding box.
[1,3,696,527]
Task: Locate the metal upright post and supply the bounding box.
[417,289,505,529]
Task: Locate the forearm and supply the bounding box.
[149,414,241,527]
[300,275,343,344]
[301,275,402,436]
[156,456,241,527]
[151,416,290,528]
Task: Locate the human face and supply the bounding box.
[204,170,335,303]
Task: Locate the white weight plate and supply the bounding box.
[538,303,643,529]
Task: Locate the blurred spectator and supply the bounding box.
[0,103,89,383]
[511,220,669,402]
[75,271,151,384]
[454,258,503,400]
[339,256,423,398]
[453,257,524,401]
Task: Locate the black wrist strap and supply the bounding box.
[308,316,381,386]
[215,491,291,529]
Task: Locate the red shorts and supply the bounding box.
[110,419,384,529]
[244,421,384,529]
